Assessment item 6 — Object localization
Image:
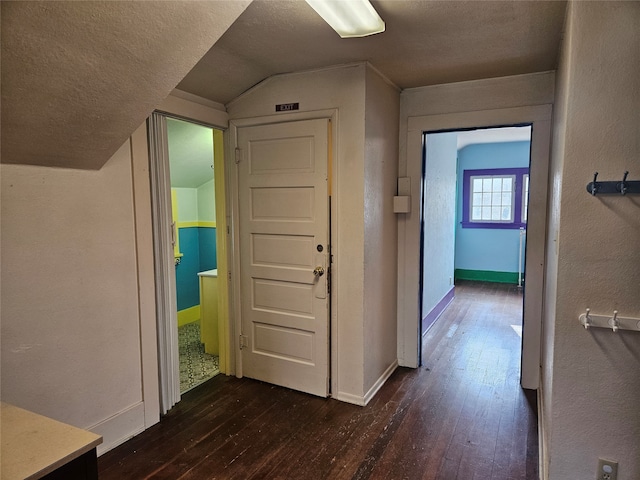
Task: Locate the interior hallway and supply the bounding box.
[98,281,537,479]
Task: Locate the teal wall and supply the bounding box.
[168,117,217,313]
[175,227,217,311]
[172,179,217,312]
[455,141,530,280]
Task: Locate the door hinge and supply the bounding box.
[235,148,241,164]
[239,334,248,349]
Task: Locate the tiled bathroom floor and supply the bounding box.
[178,321,219,393]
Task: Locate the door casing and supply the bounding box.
[398,105,552,389]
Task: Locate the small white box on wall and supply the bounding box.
[393,196,411,213]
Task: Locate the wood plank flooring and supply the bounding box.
[98,281,538,479]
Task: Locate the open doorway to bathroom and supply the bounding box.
[166,118,221,393]
[149,112,231,414]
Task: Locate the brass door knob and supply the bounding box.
[313,266,325,277]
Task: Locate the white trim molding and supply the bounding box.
[397,105,552,390]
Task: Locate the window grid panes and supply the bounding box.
[470,174,515,223]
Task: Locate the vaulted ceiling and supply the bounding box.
[1,0,567,170]
[178,0,567,104]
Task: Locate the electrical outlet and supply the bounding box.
[597,458,618,480]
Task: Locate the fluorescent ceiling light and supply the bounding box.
[305,0,385,38]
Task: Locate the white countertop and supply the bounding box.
[197,269,218,277]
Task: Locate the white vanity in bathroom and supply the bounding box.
[197,269,218,355]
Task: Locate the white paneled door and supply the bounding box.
[237,118,330,397]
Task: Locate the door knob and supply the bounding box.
[313,266,325,277]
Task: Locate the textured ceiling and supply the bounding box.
[1,1,250,169]
[178,0,567,105]
[1,0,567,171]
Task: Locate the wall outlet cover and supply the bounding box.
[597,458,618,480]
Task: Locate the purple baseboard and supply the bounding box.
[422,287,455,336]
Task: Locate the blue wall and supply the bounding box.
[175,227,217,311]
[455,141,530,274]
[198,227,217,272]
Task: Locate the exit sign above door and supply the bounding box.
[275,103,299,112]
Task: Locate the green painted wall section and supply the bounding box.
[454,269,520,284]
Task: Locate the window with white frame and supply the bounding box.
[469,174,515,223]
[462,168,529,229]
[522,174,529,223]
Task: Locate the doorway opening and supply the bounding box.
[419,125,532,366]
[166,117,221,393]
[149,112,231,413]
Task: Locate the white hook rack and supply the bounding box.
[579,309,640,333]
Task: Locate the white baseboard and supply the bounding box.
[363,360,398,406]
[537,388,547,480]
[89,401,146,456]
[333,391,367,406]
[334,360,399,406]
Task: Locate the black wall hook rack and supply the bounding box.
[586,171,640,195]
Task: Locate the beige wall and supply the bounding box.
[0,141,149,452]
[544,3,640,479]
[227,64,400,404]
[363,66,400,397]
[0,93,227,454]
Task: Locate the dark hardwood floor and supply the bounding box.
[98,281,538,479]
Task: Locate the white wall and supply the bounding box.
[544,3,640,479]
[541,6,570,475]
[0,141,149,452]
[362,66,400,397]
[197,179,216,223]
[172,181,216,223]
[228,63,399,404]
[0,92,227,455]
[173,187,198,222]
[421,132,457,320]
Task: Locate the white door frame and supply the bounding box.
[131,95,231,427]
[398,105,552,389]
[228,109,338,391]
[146,111,232,414]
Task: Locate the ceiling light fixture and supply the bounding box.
[305,0,385,38]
